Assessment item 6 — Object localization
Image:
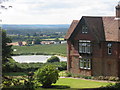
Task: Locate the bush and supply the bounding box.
[47,56,60,63]
[65,72,72,77]
[34,64,59,88]
[92,76,119,81]
[57,61,67,71]
[109,76,119,81]
[51,61,67,71]
[101,82,120,89]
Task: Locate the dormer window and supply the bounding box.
[82,25,88,33]
[107,43,112,55]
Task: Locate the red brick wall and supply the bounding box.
[66,17,120,77]
[118,20,120,41]
[67,38,120,77]
[92,42,120,77]
[102,42,119,76]
[118,43,120,77]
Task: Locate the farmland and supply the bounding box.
[12,43,67,56]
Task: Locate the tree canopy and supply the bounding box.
[2,29,12,61]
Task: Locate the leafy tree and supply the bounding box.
[34,64,59,88]
[34,38,41,44]
[33,33,37,37]
[55,38,60,42]
[26,39,33,45]
[0,0,12,10]
[47,56,60,63]
[2,30,12,61]
[26,33,30,38]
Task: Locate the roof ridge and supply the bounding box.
[83,16,115,18]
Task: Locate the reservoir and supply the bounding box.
[12,55,67,63]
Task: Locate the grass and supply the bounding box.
[2,78,112,90]
[12,43,67,56]
[42,38,64,41]
[55,78,110,89]
[2,71,112,89]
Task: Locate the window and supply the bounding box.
[80,58,91,69]
[107,43,112,55]
[79,40,91,54]
[82,25,88,33]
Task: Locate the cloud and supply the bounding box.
[1,0,119,24]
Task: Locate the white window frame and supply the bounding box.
[79,40,91,54]
[107,43,112,55]
[82,25,88,34]
[80,58,91,70]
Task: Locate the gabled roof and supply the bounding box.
[64,20,79,39]
[65,16,119,42]
[102,17,118,41]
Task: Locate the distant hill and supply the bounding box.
[2,24,70,35]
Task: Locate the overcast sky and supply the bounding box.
[1,0,119,24]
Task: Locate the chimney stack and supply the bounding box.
[116,1,120,41]
[116,1,120,19]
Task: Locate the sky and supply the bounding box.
[0,0,119,24]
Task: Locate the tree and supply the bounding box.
[2,30,12,61]
[33,33,37,37]
[26,39,32,45]
[0,0,12,10]
[26,33,30,38]
[34,64,59,88]
[34,38,41,44]
[47,56,60,63]
[55,38,60,42]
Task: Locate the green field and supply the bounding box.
[42,38,64,41]
[12,43,67,56]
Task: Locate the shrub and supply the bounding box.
[34,64,59,88]
[114,82,120,88]
[24,72,35,89]
[47,56,60,63]
[109,76,119,81]
[58,61,67,71]
[65,72,72,77]
[101,82,120,89]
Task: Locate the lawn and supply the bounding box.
[2,77,112,90]
[12,43,67,56]
[54,78,110,89]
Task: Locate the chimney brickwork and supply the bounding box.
[116,2,120,41]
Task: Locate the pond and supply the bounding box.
[12,55,67,63]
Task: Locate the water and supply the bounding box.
[12,55,67,63]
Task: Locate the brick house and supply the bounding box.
[64,3,120,77]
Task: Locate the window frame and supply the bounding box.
[79,40,91,54]
[82,25,88,34]
[107,43,112,55]
[79,58,91,70]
